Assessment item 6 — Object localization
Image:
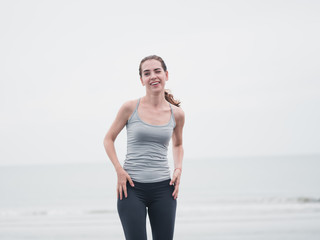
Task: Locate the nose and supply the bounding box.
[150,72,157,79]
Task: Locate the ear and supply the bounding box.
[165,71,169,81]
[140,77,145,86]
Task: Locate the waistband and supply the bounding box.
[129,178,171,190]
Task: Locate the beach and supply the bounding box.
[1,155,320,239]
[2,198,320,239]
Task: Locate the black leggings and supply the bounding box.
[117,179,177,240]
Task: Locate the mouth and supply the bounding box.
[150,81,160,86]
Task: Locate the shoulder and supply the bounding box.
[171,104,185,124]
[118,98,139,118]
[121,99,138,111]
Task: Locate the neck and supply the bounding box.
[143,91,166,107]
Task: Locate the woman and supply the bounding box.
[103,55,185,240]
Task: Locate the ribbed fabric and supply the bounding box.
[123,98,176,183]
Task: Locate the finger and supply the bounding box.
[172,185,178,197]
[171,177,180,187]
[119,185,123,200]
[127,175,134,187]
[175,179,180,186]
[123,184,128,198]
[173,188,179,199]
[170,176,176,185]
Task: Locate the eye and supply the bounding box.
[144,73,150,76]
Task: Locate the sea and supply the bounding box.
[1,155,320,240]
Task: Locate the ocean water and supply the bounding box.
[1,155,320,239]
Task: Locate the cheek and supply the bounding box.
[140,78,147,86]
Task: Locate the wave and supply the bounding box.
[197,196,320,204]
[0,208,116,217]
[1,196,319,218]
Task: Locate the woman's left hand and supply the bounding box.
[170,168,182,200]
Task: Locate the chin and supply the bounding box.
[148,88,164,94]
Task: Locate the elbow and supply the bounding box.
[173,143,183,149]
[103,135,112,149]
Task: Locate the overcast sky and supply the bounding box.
[1,0,319,166]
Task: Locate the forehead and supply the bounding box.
[141,59,162,71]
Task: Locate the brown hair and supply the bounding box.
[139,55,181,107]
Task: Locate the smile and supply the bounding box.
[150,81,160,86]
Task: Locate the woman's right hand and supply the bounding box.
[116,168,134,200]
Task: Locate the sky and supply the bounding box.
[0,0,319,166]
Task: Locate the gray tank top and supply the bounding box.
[123,98,176,183]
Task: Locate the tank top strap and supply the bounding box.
[136,98,141,110]
[169,102,174,114]
[169,103,174,119]
[169,102,176,127]
[127,99,140,124]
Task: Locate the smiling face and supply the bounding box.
[140,59,168,93]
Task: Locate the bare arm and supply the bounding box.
[103,100,135,200]
[169,107,185,199]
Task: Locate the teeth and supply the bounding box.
[151,82,159,85]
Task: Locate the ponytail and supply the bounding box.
[165,89,181,107]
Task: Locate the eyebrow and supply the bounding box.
[143,68,162,73]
